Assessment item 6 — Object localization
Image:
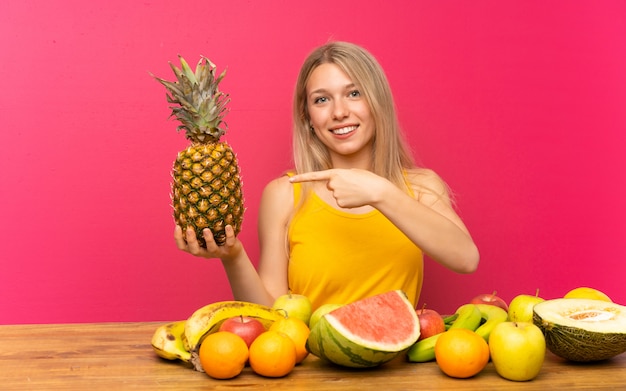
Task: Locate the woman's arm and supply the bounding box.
[256,175,294,300]
[173,175,293,306]
[382,168,479,274]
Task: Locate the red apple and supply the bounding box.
[470,291,509,312]
[218,315,266,348]
[415,305,446,341]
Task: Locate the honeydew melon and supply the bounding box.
[533,298,626,362]
[305,290,420,368]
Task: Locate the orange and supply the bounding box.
[249,330,297,377]
[269,317,311,364]
[198,331,249,380]
[434,329,489,379]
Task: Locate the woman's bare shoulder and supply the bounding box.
[406,167,444,186]
[405,168,450,202]
[258,173,295,230]
[264,173,293,192]
[261,174,294,207]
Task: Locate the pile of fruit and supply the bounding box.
[151,286,626,382]
[152,290,420,377]
[407,286,626,381]
[408,295,536,380]
[151,293,313,379]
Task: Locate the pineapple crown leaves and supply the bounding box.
[152,55,230,143]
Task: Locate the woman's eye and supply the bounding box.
[314,96,327,104]
[349,90,361,98]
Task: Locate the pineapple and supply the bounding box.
[153,55,244,246]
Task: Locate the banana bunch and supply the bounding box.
[407,303,508,363]
[150,300,285,371]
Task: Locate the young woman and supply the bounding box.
[175,41,479,310]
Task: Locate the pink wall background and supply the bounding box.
[1,1,625,324]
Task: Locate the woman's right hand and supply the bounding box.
[174,225,243,261]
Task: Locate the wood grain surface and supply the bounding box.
[1,322,624,390]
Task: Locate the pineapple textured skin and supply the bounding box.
[171,143,244,246]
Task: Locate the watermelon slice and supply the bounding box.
[306,290,420,368]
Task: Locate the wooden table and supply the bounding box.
[1,322,624,390]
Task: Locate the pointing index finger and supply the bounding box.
[289,170,332,183]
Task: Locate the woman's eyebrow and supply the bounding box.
[309,83,357,96]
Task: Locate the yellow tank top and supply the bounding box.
[287,177,423,311]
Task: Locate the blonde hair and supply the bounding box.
[292,41,416,193]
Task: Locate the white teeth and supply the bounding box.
[332,126,357,135]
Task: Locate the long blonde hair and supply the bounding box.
[292,42,416,193]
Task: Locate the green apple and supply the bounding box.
[489,321,546,381]
[309,303,342,330]
[272,292,312,326]
[508,291,545,323]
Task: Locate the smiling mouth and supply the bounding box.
[331,125,357,135]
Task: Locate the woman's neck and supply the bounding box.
[329,148,372,170]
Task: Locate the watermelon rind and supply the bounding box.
[306,290,420,368]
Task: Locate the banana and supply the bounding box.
[448,303,483,331]
[184,300,285,370]
[406,333,441,362]
[443,313,458,330]
[407,303,483,363]
[151,320,192,363]
[443,313,458,324]
[473,303,509,342]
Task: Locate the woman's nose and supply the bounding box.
[332,99,349,119]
